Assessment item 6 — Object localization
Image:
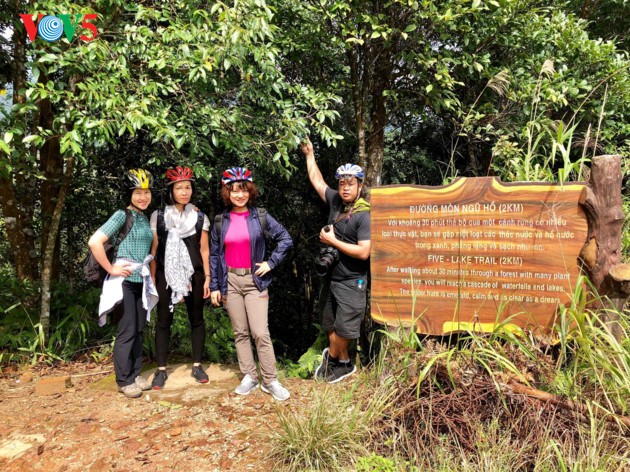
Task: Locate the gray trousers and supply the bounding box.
[225,272,277,385]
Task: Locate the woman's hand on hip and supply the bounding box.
[255,261,271,276]
[211,290,222,306]
[110,262,132,278]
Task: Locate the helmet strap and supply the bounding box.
[128,201,144,213]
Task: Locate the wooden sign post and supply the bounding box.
[370,177,589,335]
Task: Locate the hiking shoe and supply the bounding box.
[326,361,356,384]
[135,375,151,391]
[151,369,168,390]
[118,383,142,398]
[261,380,290,401]
[314,347,330,380]
[234,374,259,395]
[191,365,209,384]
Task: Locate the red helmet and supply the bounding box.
[165,166,195,185]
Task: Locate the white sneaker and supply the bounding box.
[118,383,142,398]
[261,380,290,401]
[135,375,151,391]
[235,374,259,395]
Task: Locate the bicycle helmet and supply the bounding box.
[222,167,253,185]
[126,169,154,189]
[335,163,364,181]
[165,166,195,185]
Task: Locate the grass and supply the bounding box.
[267,378,398,471]
[270,295,630,470]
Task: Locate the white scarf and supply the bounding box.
[163,204,197,309]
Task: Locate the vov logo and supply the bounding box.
[19,14,98,43]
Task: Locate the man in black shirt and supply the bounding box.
[301,139,371,383]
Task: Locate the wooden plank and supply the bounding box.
[370,177,588,335]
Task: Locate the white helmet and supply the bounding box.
[335,163,364,181]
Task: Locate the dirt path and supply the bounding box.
[0,362,321,471]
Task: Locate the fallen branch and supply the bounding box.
[69,369,114,378]
[507,379,630,429]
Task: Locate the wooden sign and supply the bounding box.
[370,177,588,335]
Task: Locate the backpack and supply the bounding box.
[83,209,134,287]
[213,207,269,237]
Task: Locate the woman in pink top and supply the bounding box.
[210,167,293,401]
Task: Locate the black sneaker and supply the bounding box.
[151,369,168,390]
[191,365,209,384]
[314,348,330,380]
[326,361,356,384]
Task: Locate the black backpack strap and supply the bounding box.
[156,209,165,240]
[328,194,342,225]
[213,213,224,235]
[195,211,204,235]
[113,209,134,258]
[256,207,269,238]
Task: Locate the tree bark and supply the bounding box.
[39,71,82,341]
[348,46,367,168]
[366,83,386,187]
[578,155,630,339]
[39,155,75,342]
[0,5,38,280]
[38,77,64,280]
[365,35,392,188]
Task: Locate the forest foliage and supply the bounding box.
[0,0,629,362]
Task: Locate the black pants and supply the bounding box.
[155,270,206,366]
[114,281,147,387]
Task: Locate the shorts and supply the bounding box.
[320,276,367,340]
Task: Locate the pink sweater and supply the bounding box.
[224,211,251,268]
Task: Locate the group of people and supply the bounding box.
[88,140,371,401]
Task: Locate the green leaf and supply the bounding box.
[345,37,364,45]
[39,54,58,63]
[4,132,13,143]
[22,135,38,144]
[404,24,417,33]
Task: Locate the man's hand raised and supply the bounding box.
[300,138,314,158]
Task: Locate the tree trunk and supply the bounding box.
[38,82,64,280]
[39,71,82,341]
[0,5,38,280]
[578,155,630,339]
[366,80,386,188]
[348,46,367,168]
[39,155,75,342]
[365,38,391,188]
